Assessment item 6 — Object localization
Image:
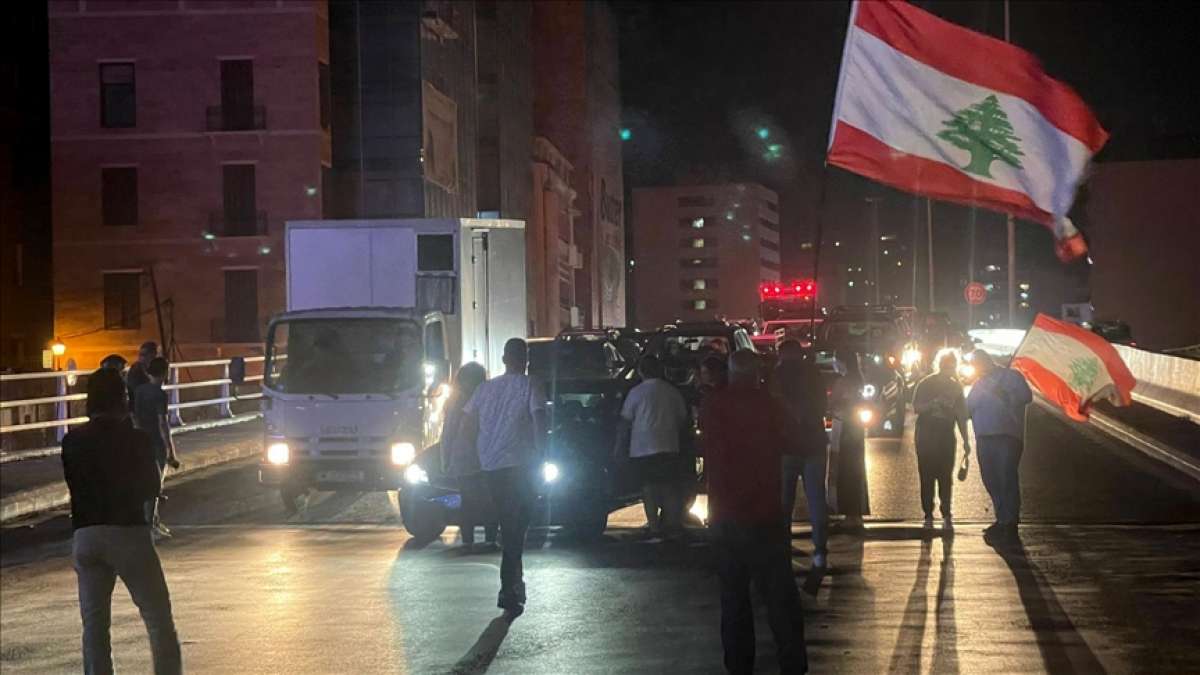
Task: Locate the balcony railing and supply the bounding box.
[208,210,267,237]
[206,105,266,132]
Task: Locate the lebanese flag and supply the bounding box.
[1011,314,1136,422]
[827,1,1108,261]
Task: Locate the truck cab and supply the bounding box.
[255,307,451,500]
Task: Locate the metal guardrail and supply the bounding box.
[0,356,265,463]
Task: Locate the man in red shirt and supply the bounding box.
[700,350,808,674]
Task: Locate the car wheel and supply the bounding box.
[401,498,448,543]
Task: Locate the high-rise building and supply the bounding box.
[327,0,478,220]
[48,0,331,367]
[630,183,781,329]
[533,1,624,329]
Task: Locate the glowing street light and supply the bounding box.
[756,127,770,140]
[619,128,632,141]
[50,340,66,357]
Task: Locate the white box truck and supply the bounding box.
[234,218,526,508]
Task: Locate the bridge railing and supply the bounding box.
[0,356,265,463]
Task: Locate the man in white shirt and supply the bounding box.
[617,355,689,538]
[461,338,548,617]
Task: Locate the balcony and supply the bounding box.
[206,105,267,132]
[208,211,267,238]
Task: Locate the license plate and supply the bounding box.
[317,470,364,483]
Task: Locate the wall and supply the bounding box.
[48,0,329,367]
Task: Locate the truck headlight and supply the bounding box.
[391,442,416,466]
[266,442,290,465]
[856,407,875,426]
[404,464,429,485]
[542,462,560,483]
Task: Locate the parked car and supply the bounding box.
[814,306,911,436]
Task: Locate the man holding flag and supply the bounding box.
[966,351,1032,545]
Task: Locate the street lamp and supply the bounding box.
[50,338,66,371]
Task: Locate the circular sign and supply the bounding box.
[964,282,987,305]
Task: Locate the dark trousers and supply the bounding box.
[713,521,808,674]
[915,418,955,518]
[977,434,1023,526]
[484,466,532,605]
[456,473,498,545]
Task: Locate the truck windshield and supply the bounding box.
[820,321,900,350]
[264,318,422,395]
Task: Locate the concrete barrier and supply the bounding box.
[1113,345,1200,424]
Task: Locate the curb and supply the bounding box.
[1034,397,1200,483]
[0,426,262,524]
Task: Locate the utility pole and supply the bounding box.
[866,196,881,304]
[926,198,935,312]
[1005,0,1017,327]
[911,198,918,308]
[968,206,976,329]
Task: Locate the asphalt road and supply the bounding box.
[2,404,1198,673]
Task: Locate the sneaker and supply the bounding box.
[923,515,934,528]
[155,522,172,537]
[942,517,954,532]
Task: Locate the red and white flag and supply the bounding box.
[827,1,1108,261]
[1011,314,1135,421]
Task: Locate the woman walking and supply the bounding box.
[440,362,498,547]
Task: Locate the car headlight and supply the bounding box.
[861,384,877,400]
[902,348,922,369]
[958,363,976,380]
[856,407,875,425]
[873,354,883,365]
[404,464,429,485]
[542,462,560,484]
[266,442,290,465]
[391,442,417,466]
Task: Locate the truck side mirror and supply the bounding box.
[229,356,246,385]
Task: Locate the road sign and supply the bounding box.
[964,282,987,305]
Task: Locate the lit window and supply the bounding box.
[896,260,902,267]
[693,300,707,310]
[693,279,706,290]
[848,281,855,287]
[692,218,705,229]
[1019,302,1030,308]
[800,242,813,250]
[834,241,841,247]
[1019,282,1031,290]
[692,238,705,248]
[883,249,889,256]
[985,283,995,291]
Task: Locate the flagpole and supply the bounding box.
[911,197,918,307]
[1005,0,1017,328]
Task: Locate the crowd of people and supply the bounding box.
[59,335,1032,674]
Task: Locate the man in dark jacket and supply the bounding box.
[772,340,830,569]
[126,341,158,410]
[62,368,181,674]
[701,350,808,674]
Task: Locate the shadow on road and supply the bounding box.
[886,536,961,673]
[995,535,1106,673]
[445,614,512,675]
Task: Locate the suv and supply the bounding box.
[815,306,915,436]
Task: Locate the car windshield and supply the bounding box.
[820,320,900,349]
[264,318,422,394]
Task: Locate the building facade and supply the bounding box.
[533,1,625,329]
[48,0,331,367]
[528,137,581,335]
[630,183,781,329]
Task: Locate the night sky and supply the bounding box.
[616,0,1200,316]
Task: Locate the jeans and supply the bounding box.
[713,521,808,674]
[72,525,181,675]
[915,417,956,518]
[143,456,166,527]
[484,466,533,606]
[781,452,828,556]
[456,473,498,545]
[977,435,1023,526]
[638,453,687,534]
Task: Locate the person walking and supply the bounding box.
[701,351,808,674]
[460,339,548,616]
[62,368,182,675]
[911,350,971,531]
[966,351,1032,545]
[829,351,870,531]
[134,357,181,540]
[126,341,158,411]
[440,362,498,548]
[772,340,830,569]
[616,355,689,540]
